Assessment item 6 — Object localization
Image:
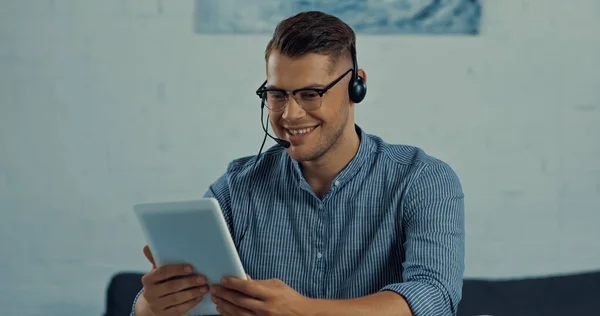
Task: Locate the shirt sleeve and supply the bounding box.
[380,161,465,316]
[129,288,144,316]
[129,172,233,316]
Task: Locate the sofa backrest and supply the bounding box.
[459,270,600,316]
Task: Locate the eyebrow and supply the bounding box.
[265,82,327,90]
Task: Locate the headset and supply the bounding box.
[348,44,367,104]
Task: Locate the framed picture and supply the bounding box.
[194,0,481,35]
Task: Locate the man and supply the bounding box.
[132,11,464,316]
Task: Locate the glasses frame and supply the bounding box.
[255,68,353,112]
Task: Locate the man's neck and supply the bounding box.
[300,126,360,197]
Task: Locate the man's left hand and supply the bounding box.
[210,275,311,316]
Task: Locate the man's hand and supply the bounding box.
[210,275,311,316]
[209,274,413,316]
[136,245,209,316]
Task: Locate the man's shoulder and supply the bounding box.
[224,144,287,180]
[366,133,448,169]
[365,132,463,203]
[365,132,461,190]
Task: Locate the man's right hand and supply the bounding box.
[135,245,209,316]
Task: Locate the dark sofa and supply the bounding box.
[105,270,600,316]
[458,270,600,315]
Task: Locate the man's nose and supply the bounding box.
[282,97,306,120]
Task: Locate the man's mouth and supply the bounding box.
[286,125,319,136]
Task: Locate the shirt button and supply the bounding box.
[317,252,323,259]
[334,180,340,186]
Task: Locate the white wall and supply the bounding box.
[1,0,599,315]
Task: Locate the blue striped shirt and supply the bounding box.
[132,125,464,316]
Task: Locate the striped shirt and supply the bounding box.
[132,125,465,316]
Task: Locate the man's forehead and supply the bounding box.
[266,52,337,88]
[267,52,331,72]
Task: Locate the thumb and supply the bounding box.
[143,245,157,269]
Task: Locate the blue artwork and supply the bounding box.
[194,0,481,35]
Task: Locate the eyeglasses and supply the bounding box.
[255,68,353,112]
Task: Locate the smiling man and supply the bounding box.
[132,11,464,316]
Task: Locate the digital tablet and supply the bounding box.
[134,198,247,316]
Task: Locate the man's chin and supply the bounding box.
[286,147,322,163]
[286,151,309,162]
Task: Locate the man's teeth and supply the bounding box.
[288,127,314,135]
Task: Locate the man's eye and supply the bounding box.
[299,91,319,100]
[267,92,285,100]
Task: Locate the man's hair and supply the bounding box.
[265,11,356,71]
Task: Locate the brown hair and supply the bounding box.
[265,11,356,71]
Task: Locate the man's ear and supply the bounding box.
[358,69,367,83]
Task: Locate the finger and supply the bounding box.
[143,264,194,286]
[155,274,208,296]
[158,286,208,311]
[221,277,266,299]
[212,294,254,316]
[143,245,156,268]
[163,294,204,316]
[168,297,203,316]
[211,284,262,311]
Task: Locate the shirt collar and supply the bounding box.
[290,124,375,189]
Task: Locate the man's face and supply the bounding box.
[265,51,353,162]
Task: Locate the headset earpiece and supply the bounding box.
[348,44,367,104]
[349,73,366,104]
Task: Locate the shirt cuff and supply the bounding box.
[130,288,145,316]
[380,282,454,316]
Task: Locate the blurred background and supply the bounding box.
[1,0,599,315]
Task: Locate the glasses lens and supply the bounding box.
[265,91,287,111]
[263,89,323,112]
[296,90,322,111]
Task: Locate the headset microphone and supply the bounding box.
[261,117,290,148]
[260,100,290,148]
